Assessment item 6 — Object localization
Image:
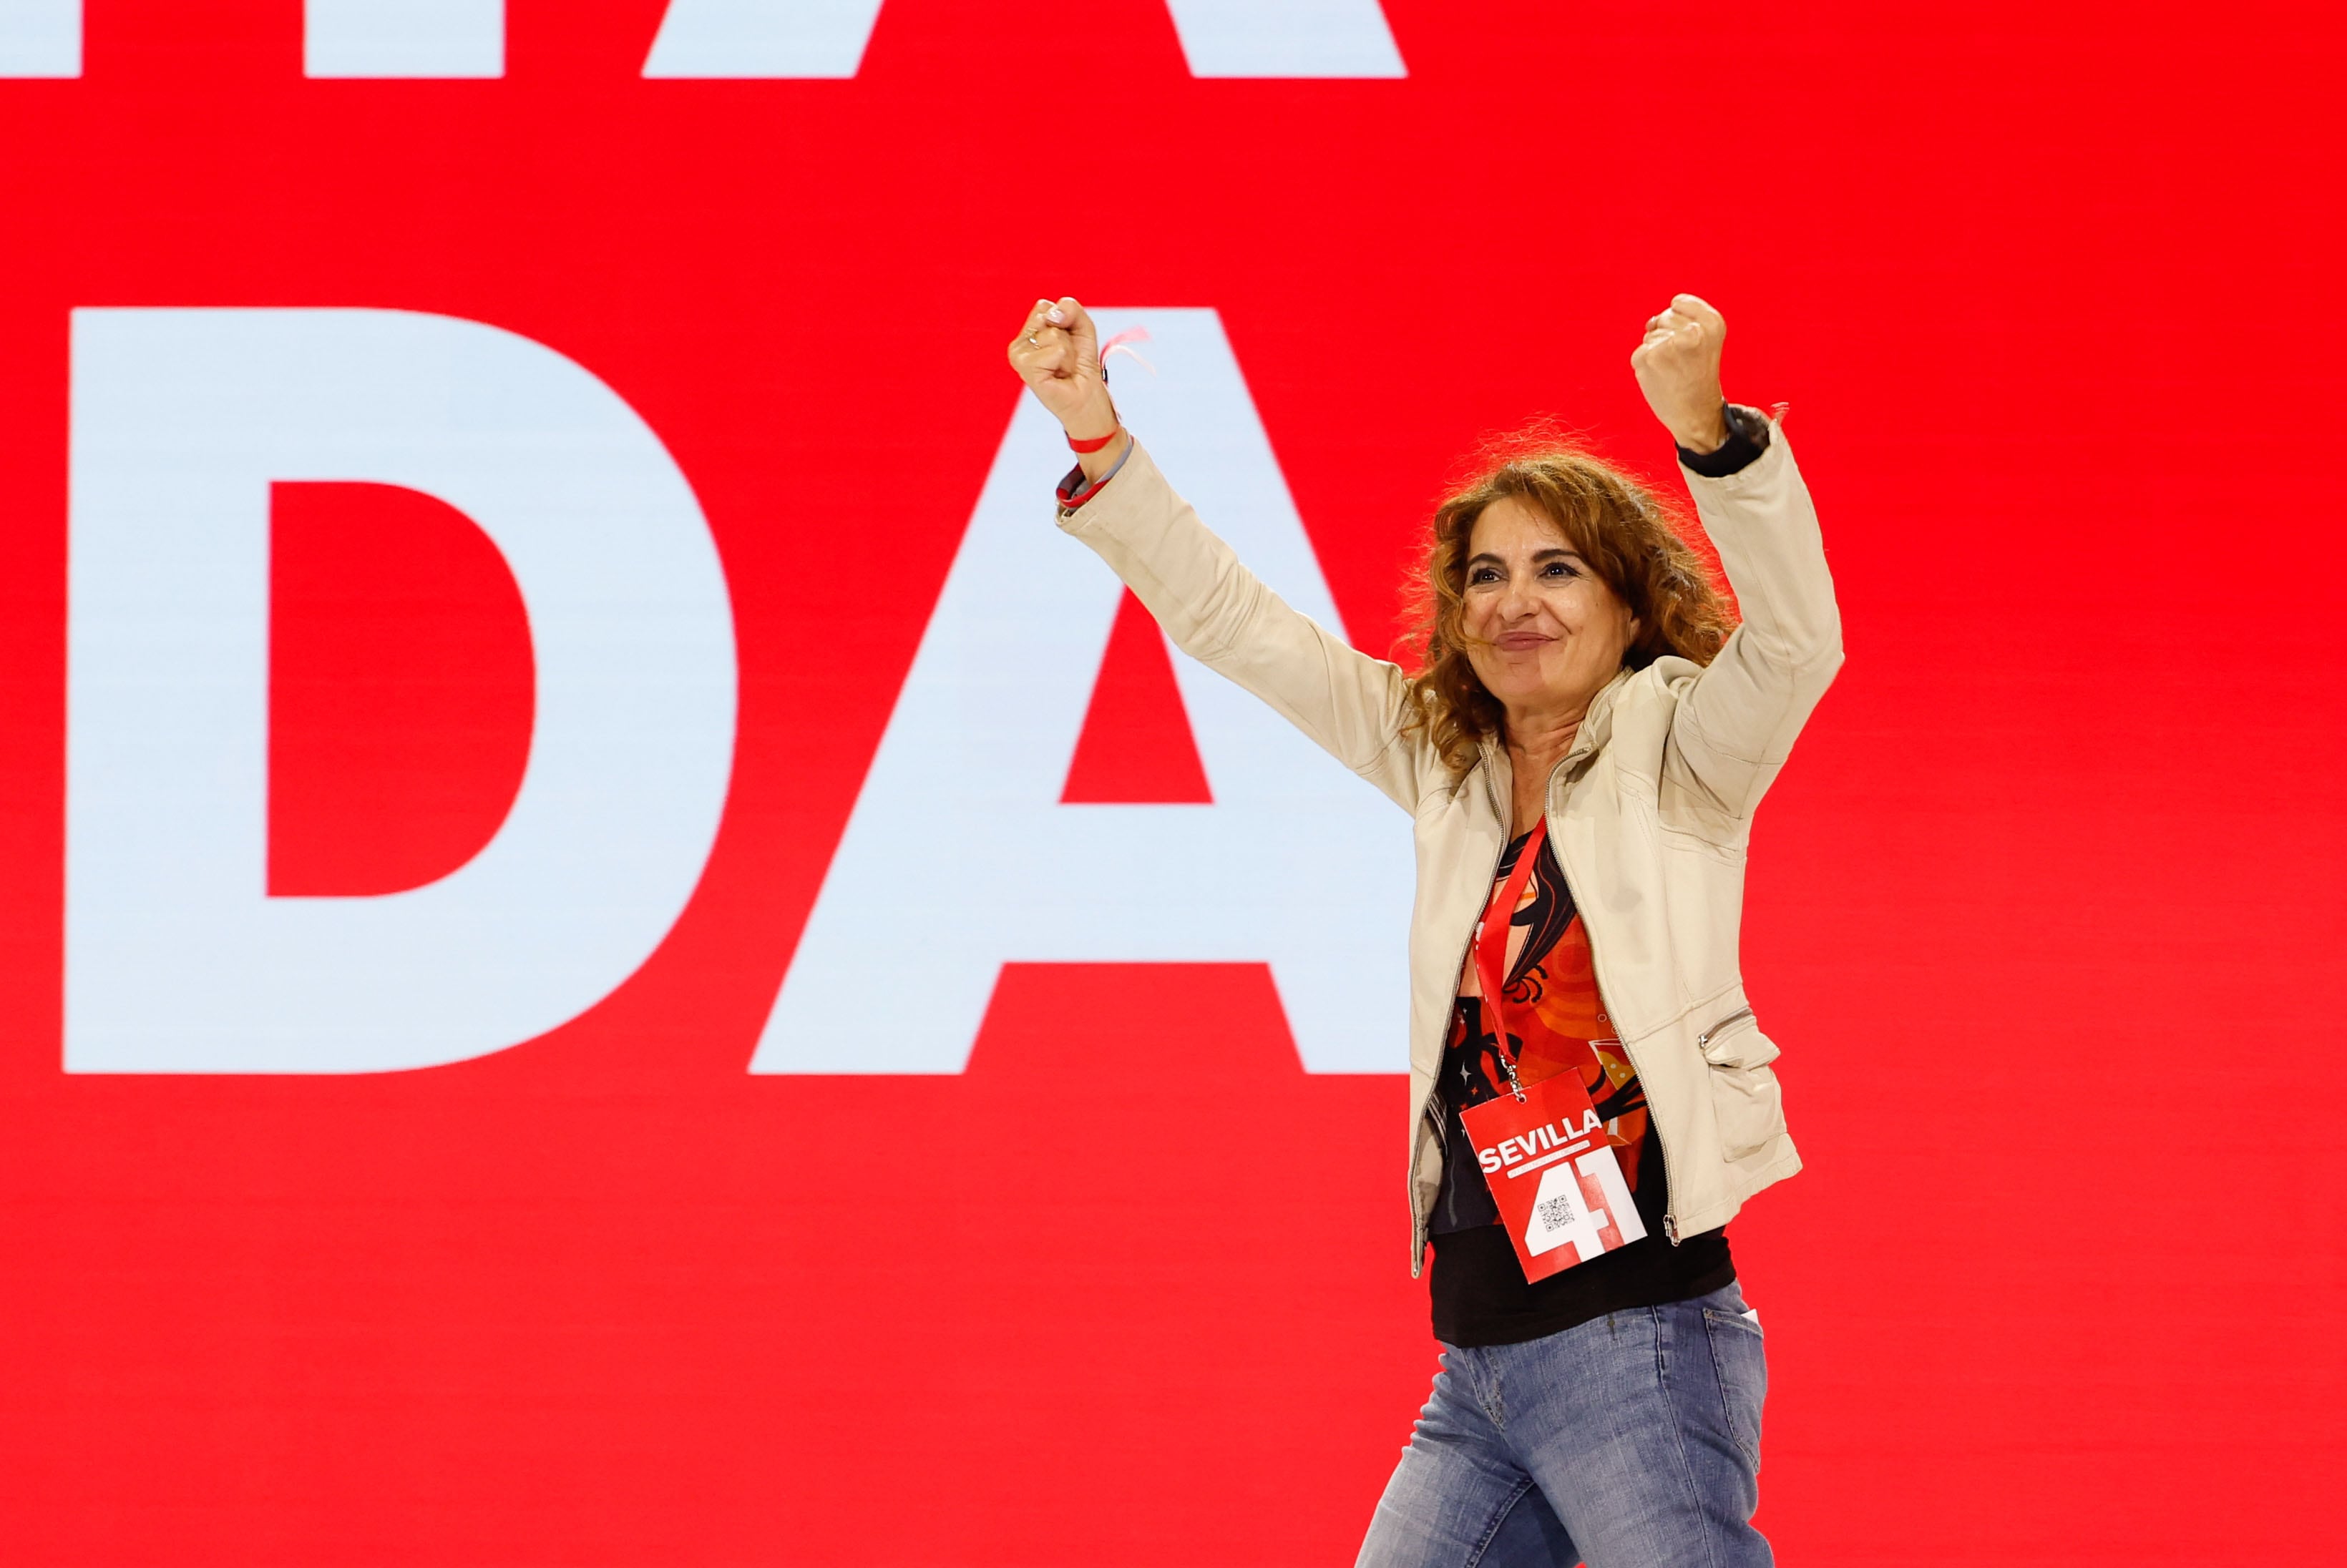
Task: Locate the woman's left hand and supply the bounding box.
[1631,294,1730,454]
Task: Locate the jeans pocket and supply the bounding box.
[1700,1302,1767,1471]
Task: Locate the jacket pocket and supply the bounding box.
[1697,1009,1782,1162]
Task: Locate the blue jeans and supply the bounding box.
[1356,1283,1770,1568]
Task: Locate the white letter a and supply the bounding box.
[752,309,1411,1076]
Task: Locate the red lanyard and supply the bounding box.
[1473,818,1548,1102]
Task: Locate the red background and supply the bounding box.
[4,2,2343,1562]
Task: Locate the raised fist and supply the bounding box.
[1007,296,1118,444]
[1631,293,1730,454]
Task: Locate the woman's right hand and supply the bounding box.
[1007,296,1119,447]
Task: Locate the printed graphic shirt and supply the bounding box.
[1430,827,1734,1347]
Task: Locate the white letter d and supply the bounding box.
[67,308,737,1072]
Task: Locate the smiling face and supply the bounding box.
[1459,495,1641,725]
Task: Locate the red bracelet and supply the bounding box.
[1065,426,1121,454]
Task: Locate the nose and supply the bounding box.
[1495,569,1538,622]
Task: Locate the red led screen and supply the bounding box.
[1,3,2341,1563]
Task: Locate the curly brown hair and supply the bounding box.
[1398,433,1737,779]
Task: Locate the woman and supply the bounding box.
[1007,293,1840,1568]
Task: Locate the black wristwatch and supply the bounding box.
[1722,402,1770,450]
[1679,402,1772,478]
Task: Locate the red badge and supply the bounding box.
[1458,1069,1646,1281]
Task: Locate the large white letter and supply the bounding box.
[306,0,503,79]
[1165,0,1404,78]
[68,309,736,1072]
[644,0,882,79]
[0,0,78,77]
[753,309,1410,1076]
[642,0,1404,79]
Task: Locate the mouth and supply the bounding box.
[1494,632,1554,652]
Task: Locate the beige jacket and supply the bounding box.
[1057,427,1842,1271]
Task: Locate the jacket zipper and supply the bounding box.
[1698,1008,1755,1049]
[1412,758,1520,1273]
[1538,752,1692,1246]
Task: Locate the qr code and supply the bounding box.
[1536,1192,1579,1230]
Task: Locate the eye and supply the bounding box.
[1468,566,1502,585]
[1542,559,1579,579]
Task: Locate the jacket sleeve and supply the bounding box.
[1664,426,1845,825]
[1055,438,1423,813]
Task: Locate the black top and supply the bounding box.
[1430,1135,1736,1348]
